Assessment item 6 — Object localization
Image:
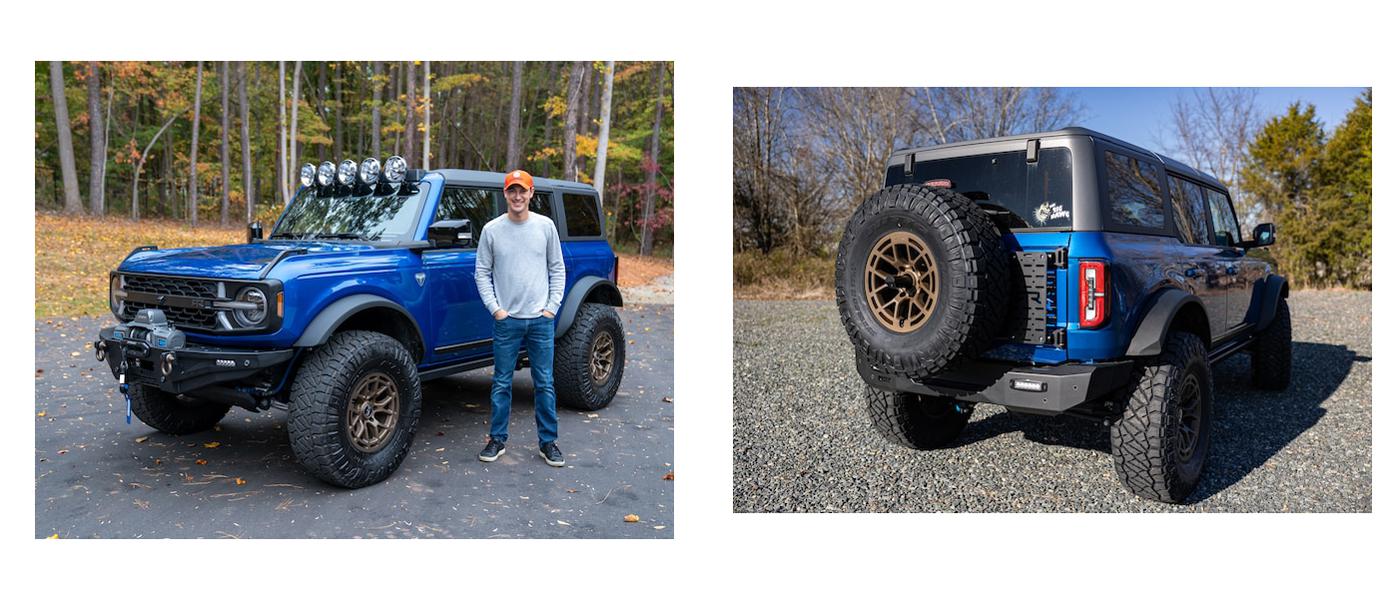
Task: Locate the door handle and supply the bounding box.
[1185,267,1203,279]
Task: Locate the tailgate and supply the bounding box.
[988,233,1071,364]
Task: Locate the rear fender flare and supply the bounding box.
[555,276,623,338]
[1245,274,1290,332]
[1125,288,1209,356]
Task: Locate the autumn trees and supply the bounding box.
[36,61,673,253]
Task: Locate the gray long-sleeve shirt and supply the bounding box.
[474,212,566,318]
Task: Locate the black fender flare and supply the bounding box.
[1244,274,1290,332]
[555,276,623,338]
[293,293,424,351]
[1126,288,1209,356]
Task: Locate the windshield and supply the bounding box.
[884,147,1073,229]
[270,183,429,242]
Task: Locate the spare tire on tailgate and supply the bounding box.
[835,184,1010,380]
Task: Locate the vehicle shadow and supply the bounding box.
[948,341,1360,504]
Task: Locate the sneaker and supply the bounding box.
[539,442,565,467]
[478,438,505,462]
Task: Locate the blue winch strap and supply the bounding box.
[125,393,131,424]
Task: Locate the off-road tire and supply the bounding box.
[1251,297,1292,390]
[555,303,626,411]
[865,386,974,450]
[128,384,230,435]
[287,330,422,488]
[1110,332,1212,503]
[835,184,1010,380]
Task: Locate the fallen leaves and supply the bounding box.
[234,478,247,486]
[623,514,640,523]
[36,411,46,417]
[203,441,221,449]
[134,436,148,443]
[47,534,59,539]
[662,471,674,481]
[195,459,208,465]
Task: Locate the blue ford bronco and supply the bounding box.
[835,128,1291,503]
[95,156,625,488]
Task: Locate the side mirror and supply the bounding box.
[248,222,263,243]
[1251,223,1276,247]
[428,219,474,248]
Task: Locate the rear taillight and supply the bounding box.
[1079,260,1109,329]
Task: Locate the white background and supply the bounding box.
[3,0,1391,597]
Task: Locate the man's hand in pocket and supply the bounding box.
[542,310,555,319]
[494,309,509,320]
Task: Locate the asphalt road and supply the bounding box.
[733,291,1371,512]
[35,304,673,538]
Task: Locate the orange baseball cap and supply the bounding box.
[504,169,534,191]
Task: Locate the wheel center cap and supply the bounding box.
[361,403,374,419]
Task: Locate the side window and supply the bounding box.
[435,187,499,238]
[1104,151,1165,230]
[1168,176,1212,245]
[530,191,554,219]
[1204,188,1240,246]
[562,193,602,237]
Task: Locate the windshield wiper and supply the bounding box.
[269,232,304,239]
[310,232,370,240]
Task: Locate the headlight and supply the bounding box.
[233,287,268,327]
[358,158,381,185]
[337,159,357,186]
[316,162,335,187]
[383,155,407,183]
[299,163,316,188]
[109,274,125,316]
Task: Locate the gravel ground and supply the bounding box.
[733,291,1371,512]
[36,304,673,538]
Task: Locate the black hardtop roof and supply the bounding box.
[429,169,598,195]
[891,127,1226,190]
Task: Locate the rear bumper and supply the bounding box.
[96,326,295,395]
[855,354,1134,415]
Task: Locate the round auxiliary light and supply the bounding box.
[383,155,407,184]
[337,160,357,186]
[316,161,335,187]
[358,157,381,185]
[299,163,316,188]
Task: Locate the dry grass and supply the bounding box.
[617,253,673,287]
[35,212,246,318]
[733,250,835,300]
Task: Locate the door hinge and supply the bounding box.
[1051,247,1069,269]
[1051,328,1067,348]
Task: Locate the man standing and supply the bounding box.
[474,169,567,467]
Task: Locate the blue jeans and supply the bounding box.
[489,316,557,446]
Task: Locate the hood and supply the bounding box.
[118,241,374,280]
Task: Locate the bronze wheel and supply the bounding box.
[345,371,400,453]
[589,330,615,386]
[864,231,938,333]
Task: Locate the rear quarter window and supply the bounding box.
[562,193,602,237]
[1104,151,1165,230]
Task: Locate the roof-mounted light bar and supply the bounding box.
[383,156,407,184]
[316,162,335,187]
[299,163,316,188]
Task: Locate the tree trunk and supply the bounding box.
[100,68,113,210]
[289,60,302,202]
[278,61,287,206]
[422,60,431,169]
[220,61,230,225]
[372,61,382,159]
[404,61,416,168]
[334,62,343,160]
[49,61,82,214]
[640,63,665,256]
[239,62,254,224]
[561,61,587,182]
[316,61,327,163]
[592,61,615,197]
[86,61,105,215]
[132,112,182,221]
[188,61,203,226]
[506,61,523,170]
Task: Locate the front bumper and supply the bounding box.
[96,326,295,395]
[855,354,1134,415]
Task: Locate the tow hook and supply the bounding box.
[94,341,106,362]
[161,352,176,376]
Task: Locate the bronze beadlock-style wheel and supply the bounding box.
[1176,373,1203,462]
[864,231,938,333]
[345,371,400,453]
[590,330,616,386]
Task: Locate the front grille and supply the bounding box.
[124,274,218,299]
[120,274,221,330]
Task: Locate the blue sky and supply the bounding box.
[1064,87,1367,154]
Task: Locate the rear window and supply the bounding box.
[884,148,1073,229]
[562,193,602,237]
[1104,151,1165,230]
